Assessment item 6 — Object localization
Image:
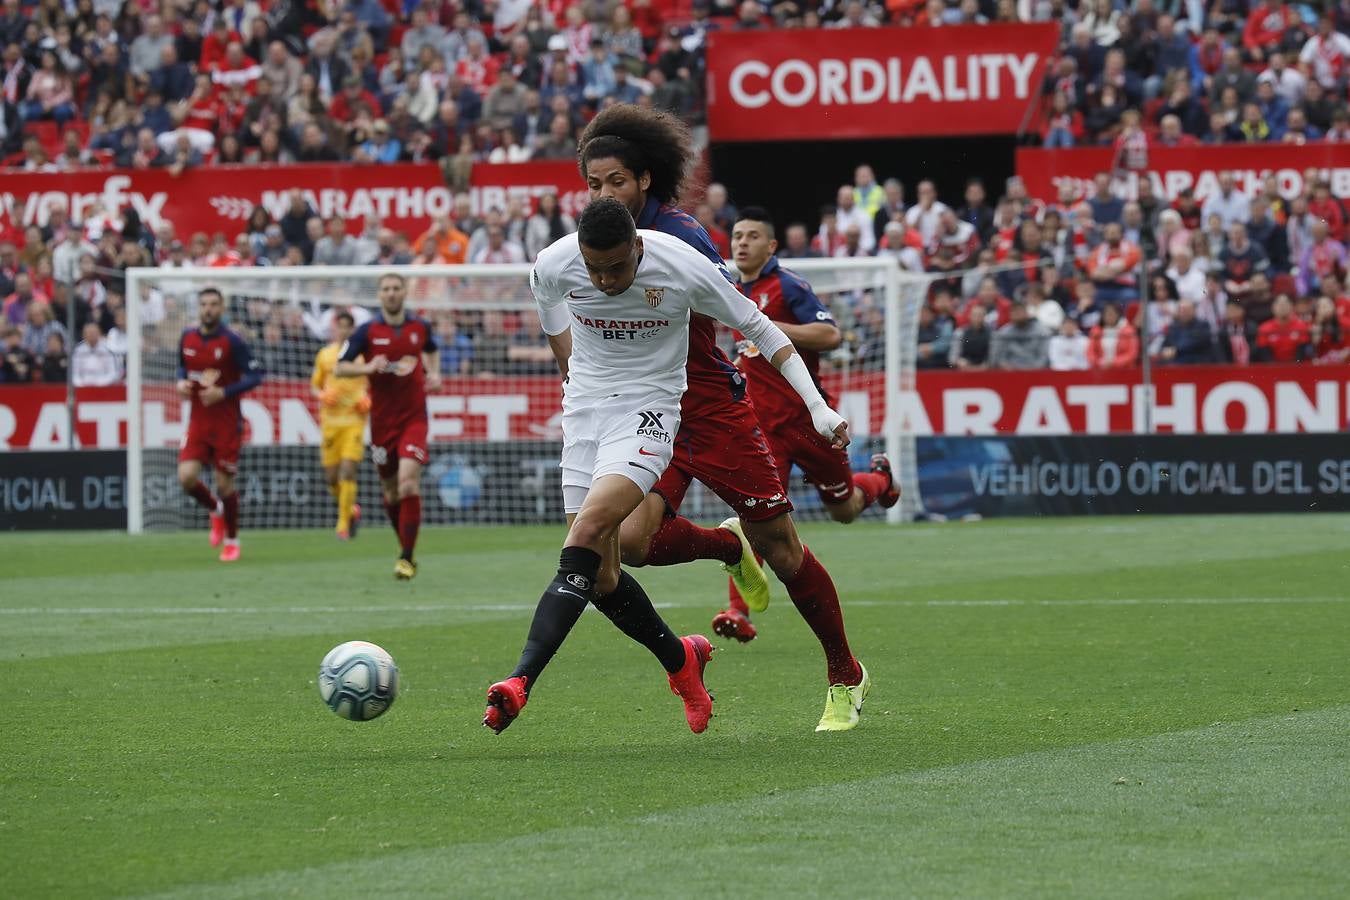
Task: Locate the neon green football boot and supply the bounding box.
[719,517,770,612]
[815,662,871,732]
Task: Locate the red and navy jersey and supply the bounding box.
[339,314,438,428]
[733,256,835,428]
[635,195,747,405]
[177,326,263,433]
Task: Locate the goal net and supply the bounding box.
[125,260,925,533]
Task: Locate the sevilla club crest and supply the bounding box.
[645,288,665,308]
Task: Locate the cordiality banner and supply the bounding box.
[706,23,1059,142]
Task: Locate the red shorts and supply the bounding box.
[179,423,242,475]
[371,417,429,480]
[652,398,793,523]
[765,418,855,506]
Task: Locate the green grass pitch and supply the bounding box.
[3,515,1349,898]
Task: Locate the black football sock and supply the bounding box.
[592,570,687,674]
[509,546,602,689]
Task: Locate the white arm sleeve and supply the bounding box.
[530,263,572,336]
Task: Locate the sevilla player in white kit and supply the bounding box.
[483,198,850,735]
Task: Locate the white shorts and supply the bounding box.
[560,390,681,514]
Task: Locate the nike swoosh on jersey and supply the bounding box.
[568,289,596,299]
[637,447,660,456]
[557,587,586,600]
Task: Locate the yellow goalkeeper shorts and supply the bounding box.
[321,423,366,467]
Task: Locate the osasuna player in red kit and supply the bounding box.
[176,287,263,562]
[336,273,441,580]
[726,208,898,625]
[576,105,872,732]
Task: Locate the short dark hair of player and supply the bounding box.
[334,310,355,327]
[577,197,636,251]
[378,272,406,288]
[199,287,223,304]
[577,105,695,206]
[735,206,775,239]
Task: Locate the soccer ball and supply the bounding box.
[318,641,399,721]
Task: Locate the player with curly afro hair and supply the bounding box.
[577,105,697,208]
[574,104,873,733]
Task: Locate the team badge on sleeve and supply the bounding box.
[645,288,665,308]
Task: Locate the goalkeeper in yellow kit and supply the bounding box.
[311,310,371,539]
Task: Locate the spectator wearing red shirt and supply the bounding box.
[958,277,1013,329]
[329,75,381,123]
[1156,114,1198,147]
[217,84,250,137]
[454,35,499,98]
[180,73,221,134]
[811,206,846,257]
[1256,295,1312,362]
[211,42,261,95]
[1041,91,1083,148]
[1086,303,1140,369]
[1299,16,1350,90]
[1310,295,1350,362]
[1111,108,1149,173]
[1085,222,1143,304]
[1306,180,1347,242]
[1243,0,1301,63]
[927,209,980,268]
[199,19,241,72]
[694,203,732,259]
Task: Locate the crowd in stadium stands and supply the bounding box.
[6,1,1350,168]
[4,0,1350,384]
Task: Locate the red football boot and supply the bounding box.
[871,453,901,509]
[711,607,757,643]
[667,635,714,734]
[483,676,529,734]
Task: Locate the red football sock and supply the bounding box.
[785,546,861,686]
[188,482,218,512]
[398,495,421,558]
[222,491,239,539]
[851,472,890,508]
[642,515,742,567]
[726,577,750,615]
[383,498,401,537]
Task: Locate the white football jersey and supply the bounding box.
[531,229,792,401]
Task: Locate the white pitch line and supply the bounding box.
[0,603,540,616]
[0,596,1345,616]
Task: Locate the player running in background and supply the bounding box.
[175,287,263,562]
[311,310,370,540]
[337,274,441,580]
[577,105,872,732]
[725,208,899,629]
[483,199,849,736]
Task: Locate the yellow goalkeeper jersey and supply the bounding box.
[312,343,369,429]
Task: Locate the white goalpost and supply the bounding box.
[124,259,925,534]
